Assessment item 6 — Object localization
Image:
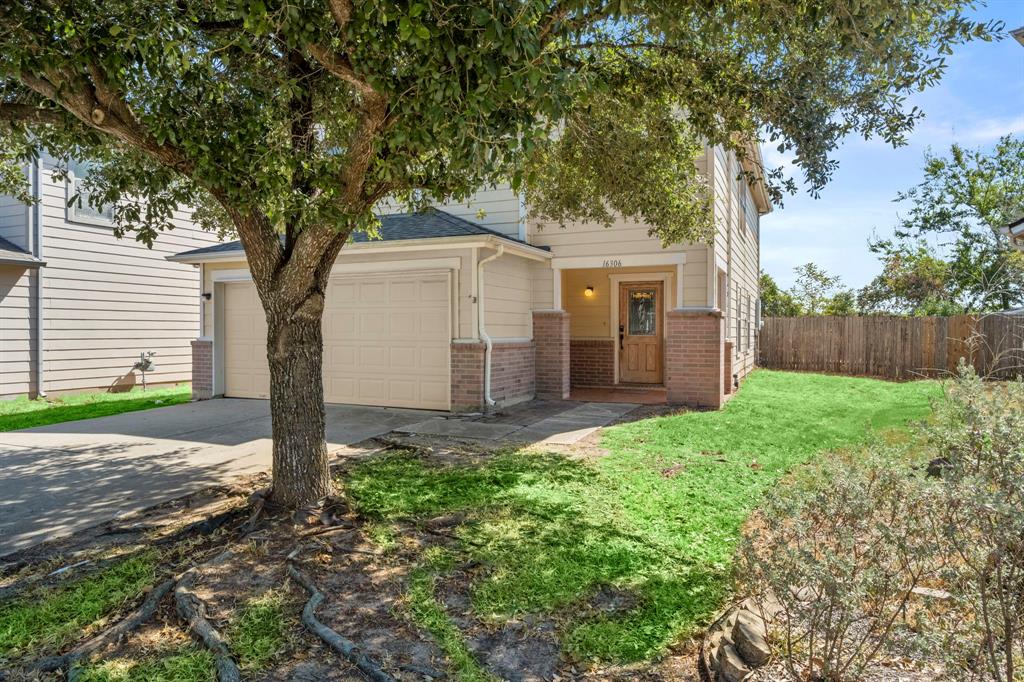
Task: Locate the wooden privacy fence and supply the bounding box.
[759,314,1024,380]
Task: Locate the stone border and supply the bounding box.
[699,597,777,681]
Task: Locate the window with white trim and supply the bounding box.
[67,160,115,224]
[735,285,743,353]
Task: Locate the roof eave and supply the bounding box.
[0,256,44,267]
[167,233,551,265]
[736,138,773,215]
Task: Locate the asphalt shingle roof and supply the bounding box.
[0,236,43,267]
[171,209,536,261]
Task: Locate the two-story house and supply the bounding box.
[0,155,221,399]
[170,143,769,411]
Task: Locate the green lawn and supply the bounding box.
[0,384,191,432]
[0,551,158,660]
[345,370,941,670]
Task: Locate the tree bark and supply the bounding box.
[264,305,332,508]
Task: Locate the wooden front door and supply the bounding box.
[618,282,663,384]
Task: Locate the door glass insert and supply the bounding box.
[628,289,657,336]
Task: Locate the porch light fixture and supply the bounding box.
[584,286,595,297]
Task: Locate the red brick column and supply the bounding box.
[533,311,571,399]
[450,341,485,412]
[191,337,213,401]
[490,340,536,405]
[724,340,734,395]
[570,339,616,387]
[665,309,725,409]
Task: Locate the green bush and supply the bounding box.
[740,367,1024,681]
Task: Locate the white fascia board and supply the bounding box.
[550,252,686,270]
[167,234,550,265]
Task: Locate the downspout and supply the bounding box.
[477,244,505,408]
[31,157,45,398]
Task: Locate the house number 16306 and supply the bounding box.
[603,259,623,268]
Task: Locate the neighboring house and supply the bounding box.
[1005,216,1024,251]
[170,144,770,411]
[0,155,221,399]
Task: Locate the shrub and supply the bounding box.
[739,450,942,681]
[924,369,1024,682]
[740,366,1024,681]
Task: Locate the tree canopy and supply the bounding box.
[862,135,1024,314]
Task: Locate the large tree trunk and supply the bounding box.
[265,306,332,507]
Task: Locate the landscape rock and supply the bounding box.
[717,643,752,682]
[732,612,771,667]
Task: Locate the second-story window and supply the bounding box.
[67,160,115,225]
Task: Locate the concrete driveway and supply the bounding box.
[0,399,434,557]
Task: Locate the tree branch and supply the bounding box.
[0,103,66,125]
[327,0,354,33]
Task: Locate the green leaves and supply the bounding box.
[0,0,996,250]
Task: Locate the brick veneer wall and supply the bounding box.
[191,337,213,401]
[665,309,725,409]
[570,339,615,387]
[490,340,536,406]
[724,340,734,395]
[533,310,571,399]
[450,341,485,412]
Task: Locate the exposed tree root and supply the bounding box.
[174,567,241,682]
[286,555,396,682]
[30,577,176,675]
[155,506,247,546]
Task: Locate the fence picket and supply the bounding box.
[759,314,1024,380]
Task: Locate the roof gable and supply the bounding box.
[169,208,535,261]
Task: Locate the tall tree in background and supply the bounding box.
[0,0,996,507]
[760,272,802,317]
[862,135,1024,314]
[790,262,855,315]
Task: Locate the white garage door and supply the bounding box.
[223,272,451,410]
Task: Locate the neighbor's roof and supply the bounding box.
[1005,215,1024,245]
[169,209,545,263]
[1012,26,1024,47]
[0,236,44,267]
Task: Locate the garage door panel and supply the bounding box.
[419,346,449,369]
[360,312,388,335]
[360,281,387,302]
[225,273,450,409]
[421,280,449,301]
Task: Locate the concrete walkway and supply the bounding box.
[397,401,639,445]
[0,399,434,557]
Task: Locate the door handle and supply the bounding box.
[619,324,624,351]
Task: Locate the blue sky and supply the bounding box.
[761,1,1024,290]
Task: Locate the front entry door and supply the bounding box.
[618,282,664,384]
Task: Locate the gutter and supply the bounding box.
[477,244,505,409]
[30,157,45,397]
[167,234,551,265]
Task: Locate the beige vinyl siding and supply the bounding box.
[29,155,221,394]
[203,246,476,341]
[376,184,524,239]
[482,252,533,339]
[0,190,29,249]
[434,184,523,239]
[709,145,761,381]
[0,266,35,397]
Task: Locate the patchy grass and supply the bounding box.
[229,591,288,671]
[74,646,215,682]
[0,384,191,432]
[0,551,159,659]
[405,547,495,682]
[345,371,941,667]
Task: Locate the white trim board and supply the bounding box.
[551,252,686,270]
